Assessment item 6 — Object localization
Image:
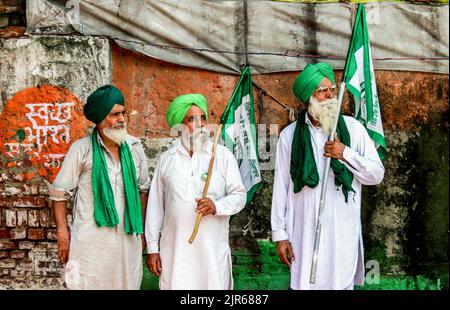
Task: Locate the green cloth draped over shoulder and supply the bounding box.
[84,85,142,234]
[290,62,354,202]
[290,110,355,202]
[91,129,143,234]
[166,93,208,127]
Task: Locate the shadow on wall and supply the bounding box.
[405,110,449,289]
[362,109,449,290]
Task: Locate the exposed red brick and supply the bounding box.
[17,241,34,250]
[0,26,25,39]
[35,242,57,250]
[16,210,27,226]
[9,227,26,240]
[0,268,10,278]
[9,250,26,260]
[5,210,16,227]
[39,208,51,227]
[46,229,57,241]
[0,241,15,250]
[37,261,50,268]
[20,183,49,196]
[0,228,9,239]
[0,258,16,269]
[0,251,9,259]
[0,209,6,226]
[27,228,45,240]
[27,210,39,227]
[9,269,25,278]
[11,196,47,208]
[0,196,10,208]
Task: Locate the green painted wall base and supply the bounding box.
[356,276,441,290]
[140,240,444,290]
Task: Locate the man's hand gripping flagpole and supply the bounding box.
[188,124,223,244]
[309,82,346,284]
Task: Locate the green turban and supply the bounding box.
[84,85,125,124]
[166,94,208,128]
[292,62,335,103]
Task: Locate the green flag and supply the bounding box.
[344,4,387,161]
[221,65,262,203]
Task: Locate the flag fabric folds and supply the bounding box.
[344,4,387,160]
[221,65,262,203]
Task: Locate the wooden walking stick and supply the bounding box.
[188,124,223,244]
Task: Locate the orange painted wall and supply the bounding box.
[0,85,89,182]
[111,41,448,137]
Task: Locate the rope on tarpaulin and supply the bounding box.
[108,35,449,62]
[252,81,299,122]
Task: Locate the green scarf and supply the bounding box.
[91,129,143,234]
[290,110,355,202]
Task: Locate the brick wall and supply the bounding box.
[0,195,65,288]
[0,0,26,38]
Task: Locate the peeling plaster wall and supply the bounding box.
[0,35,110,289]
[0,36,111,112]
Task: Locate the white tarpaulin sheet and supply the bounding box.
[26,0,449,74]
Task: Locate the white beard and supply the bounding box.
[308,96,339,135]
[103,124,128,145]
[180,127,211,154]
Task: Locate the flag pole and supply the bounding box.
[309,80,347,284]
[188,123,223,244]
[309,2,384,284]
[309,1,359,285]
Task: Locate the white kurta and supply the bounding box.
[50,133,150,290]
[271,113,385,290]
[145,140,246,290]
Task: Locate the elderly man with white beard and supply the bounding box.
[49,85,150,289]
[271,63,385,290]
[145,94,246,290]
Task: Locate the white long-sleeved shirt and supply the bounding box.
[271,113,384,290]
[145,140,246,290]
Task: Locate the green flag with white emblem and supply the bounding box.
[221,65,262,203]
[344,4,387,160]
